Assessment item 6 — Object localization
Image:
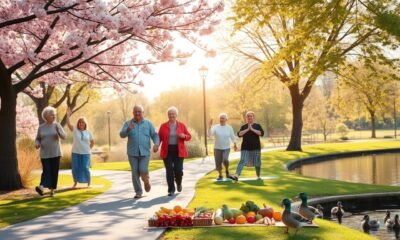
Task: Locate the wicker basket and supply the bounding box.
[148,219,157,227]
[192,217,213,226]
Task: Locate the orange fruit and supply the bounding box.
[246,211,256,218]
[236,215,246,224]
[273,211,282,221]
[173,205,183,213]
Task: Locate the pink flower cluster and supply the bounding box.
[1,0,224,91]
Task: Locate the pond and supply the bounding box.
[339,210,400,240]
[292,153,400,186]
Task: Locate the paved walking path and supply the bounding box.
[0,151,250,240]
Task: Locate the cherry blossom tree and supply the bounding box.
[16,101,39,139]
[0,0,223,190]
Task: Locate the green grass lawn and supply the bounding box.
[161,140,400,240]
[0,174,111,228]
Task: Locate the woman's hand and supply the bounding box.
[179,133,186,139]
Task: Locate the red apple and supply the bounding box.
[229,217,236,224]
[246,216,256,224]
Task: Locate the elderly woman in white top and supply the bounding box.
[35,106,66,197]
[66,108,94,188]
[208,113,237,180]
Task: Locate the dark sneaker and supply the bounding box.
[134,193,143,199]
[177,184,182,192]
[216,176,223,181]
[35,186,44,196]
[168,192,174,196]
[228,175,238,181]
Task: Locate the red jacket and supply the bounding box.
[158,121,191,159]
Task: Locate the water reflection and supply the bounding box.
[341,210,400,240]
[293,153,400,186]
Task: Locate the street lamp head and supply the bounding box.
[198,65,208,80]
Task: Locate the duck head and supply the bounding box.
[282,198,292,211]
[298,192,308,206]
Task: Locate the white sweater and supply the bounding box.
[210,124,237,150]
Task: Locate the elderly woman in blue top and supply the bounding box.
[35,106,66,197]
[120,105,159,199]
[66,108,94,188]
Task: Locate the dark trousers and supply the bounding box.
[40,157,60,189]
[163,145,184,193]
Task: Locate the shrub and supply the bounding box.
[336,123,350,139]
[340,136,349,141]
[17,138,40,187]
[384,135,394,139]
[60,144,72,169]
[186,128,205,158]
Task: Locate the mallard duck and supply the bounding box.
[281,198,308,235]
[361,214,380,233]
[384,210,394,228]
[298,192,318,223]
[331,201,345,224]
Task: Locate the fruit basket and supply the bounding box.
[148,219,157,227]
[192,217,213,226]
[192,210,213,226]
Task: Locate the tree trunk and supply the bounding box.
[370,111,376,138]
[287,86,304,151]
[0,61,22,190]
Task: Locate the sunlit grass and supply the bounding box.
[161,140,400,240]
[0,174,111,228]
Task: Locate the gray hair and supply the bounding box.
[167,106,178,115]
[133,105,144,112]
[246,111,255,117]
[219,112,228,119]
[41,106,57,121]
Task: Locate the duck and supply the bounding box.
[298,192,318,223]
[331,201,345,224]
[281,198,308,235]
[361,214,380,233]
[394,214,400,230]
[315,204,324,219]
[384,210,394,228]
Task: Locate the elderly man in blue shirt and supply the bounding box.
[120,105,159,199]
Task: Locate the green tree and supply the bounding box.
[334,61,399,138]
[229,0,399,150]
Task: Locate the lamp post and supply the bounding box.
[107,111,111,152]
[393,92,397,139]
[199,65,209,156]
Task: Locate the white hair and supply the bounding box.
[133,105,144,112]
[219,112,228,119]
[41,106,57,121]
[246,111,255,117]
[167,106,178,115]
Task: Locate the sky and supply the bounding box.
[138,48,225,101]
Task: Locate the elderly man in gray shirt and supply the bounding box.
[120,105,159,199]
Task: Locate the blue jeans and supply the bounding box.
[163,145,184,193]
[128,155,150,195]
